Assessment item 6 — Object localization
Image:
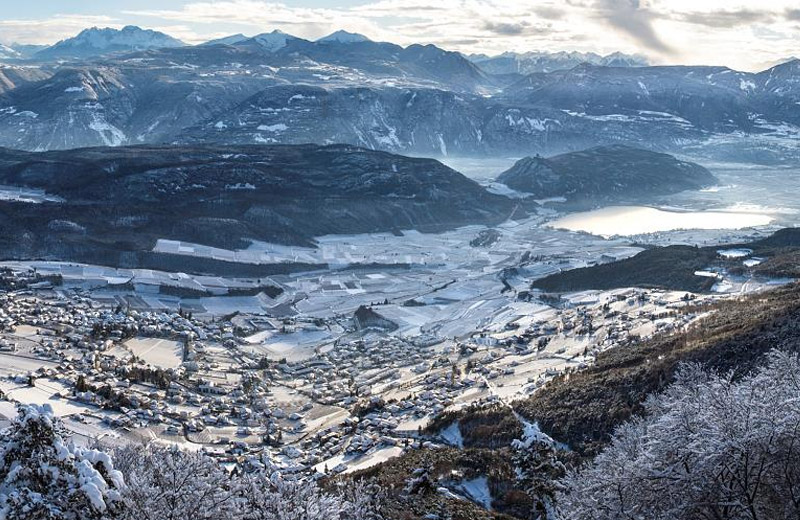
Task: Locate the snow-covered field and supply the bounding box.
[124,338,184,369]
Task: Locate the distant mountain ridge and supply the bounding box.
[242,30,300,53]
[200,34,248,46]
[468,50,649,74]
[34,26,184,60]
[0,25,798,163]
[317,30,371,43]
[2,43,48,59]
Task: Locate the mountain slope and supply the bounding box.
[501,64,757,132]
[0,66,52,95]
[0,62,273,150]
[200,34,248,46]
[178,84,699,157]
[0,144,518,270]
[0,44,20,61]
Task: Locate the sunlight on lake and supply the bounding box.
[550,206,774,237]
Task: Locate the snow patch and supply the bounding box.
[740,78,757,92]
[439,421,463,448]
[89,111,126,146]
[289,94,314,103]
[457,477,492,510]
[717,248,752,259]
[512,417,556,449]
[436,134,448,156]
[257,123,288,132]
[225,182,256,190]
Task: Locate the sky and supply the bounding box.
[0,0,798,71]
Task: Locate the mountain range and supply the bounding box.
[467,50,649,74]
[0,25,798,163]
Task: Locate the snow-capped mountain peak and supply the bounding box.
[35,25,184,59]
[62,25,182,49]
[250,30,298,52]
[200,34,248,46]
[317,30,371,44]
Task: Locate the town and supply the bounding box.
[0,213,779,477]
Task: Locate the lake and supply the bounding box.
[441,156,800,237]
[549,206,774,237]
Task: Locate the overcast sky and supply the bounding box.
[1,0,797,71]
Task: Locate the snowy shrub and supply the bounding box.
[0,404,124,520]
[113,444,240,520]
[338,478,386,520]
[111,442,388,520]
[241,471,342,520]
[559,350,800,520]
[240,469,386,520]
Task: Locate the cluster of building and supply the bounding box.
[0,265,721,476]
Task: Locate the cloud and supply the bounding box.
[0,15,118,45]
[5,0,792,71]
[123,0,582,51]
[677,9,774,28]
[532,6,566,20]
[123,0,401,42]
[594,0,674,55]
[482,21,531,36]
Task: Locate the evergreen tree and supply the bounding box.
[0,404,125,520]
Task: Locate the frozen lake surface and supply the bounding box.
[550,206,774,237]
[658,164,800,228]
[438,156,519,182]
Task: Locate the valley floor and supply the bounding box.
[0,194,787,476]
